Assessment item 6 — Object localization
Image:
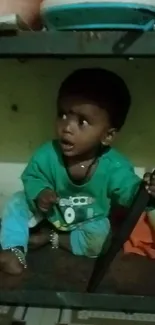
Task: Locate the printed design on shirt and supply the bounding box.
[58,195,95,225]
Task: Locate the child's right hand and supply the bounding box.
[37,189,58,212]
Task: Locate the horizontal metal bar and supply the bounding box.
[1,291,155,314]
[0,31,155,57]
[0,306,16,325]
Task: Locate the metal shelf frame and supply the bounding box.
[0,31,155,57]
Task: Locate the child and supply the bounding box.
[0,68,155,275]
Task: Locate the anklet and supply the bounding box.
[49,230,59,249]
[10,248,27,269]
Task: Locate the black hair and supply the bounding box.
[57,68,131,130]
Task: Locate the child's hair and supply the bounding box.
[57,68,131,130]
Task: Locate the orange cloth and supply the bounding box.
[124,213,155,259]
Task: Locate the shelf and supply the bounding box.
[0,31,155,57]
[1,246,155,312]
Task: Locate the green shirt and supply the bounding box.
[21,140,140,231]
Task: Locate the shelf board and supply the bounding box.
[1,247,155,312]
[0,31,155,57]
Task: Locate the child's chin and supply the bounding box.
[62,148,79,158]
[63,150,76,157]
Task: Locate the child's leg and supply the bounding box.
[0,191,31,275]
[70,218,111,257]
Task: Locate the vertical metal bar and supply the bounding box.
[87,182,150,293]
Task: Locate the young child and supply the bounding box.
[0,68,155,275]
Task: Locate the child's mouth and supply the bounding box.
[60,139,74,152]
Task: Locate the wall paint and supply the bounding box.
[0,58,154,210]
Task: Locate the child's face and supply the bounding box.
[57,96,115,158]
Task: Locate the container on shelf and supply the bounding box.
[40,0,155,31]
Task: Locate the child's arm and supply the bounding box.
[108,164,141,208]
[21,143,56,210]
[108,164,155,210]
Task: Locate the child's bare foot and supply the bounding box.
[0,250,24,275]
[29,228,51,250]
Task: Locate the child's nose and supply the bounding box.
[63,119,77,134]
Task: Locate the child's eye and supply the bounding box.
[80,119,89,127]
[62,114,67,120]
[58,111,67,119]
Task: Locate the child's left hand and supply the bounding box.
[144,172,155,198]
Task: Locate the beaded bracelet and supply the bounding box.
[10,247,27,269]
[49,230,59,249]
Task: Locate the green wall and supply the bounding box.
[0,58,154,167]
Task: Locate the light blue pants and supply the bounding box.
[0,191,111,257]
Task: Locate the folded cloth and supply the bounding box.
[124,213,155,259]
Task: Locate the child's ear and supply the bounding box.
[101,128,117,146]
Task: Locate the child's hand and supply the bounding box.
[37,189,58,212]
[143,172,155,198]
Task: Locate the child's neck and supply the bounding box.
[63,145,109,184]
[65,144,107,166]
[66,152,96,168]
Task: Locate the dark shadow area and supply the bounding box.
[1,245,155,310]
